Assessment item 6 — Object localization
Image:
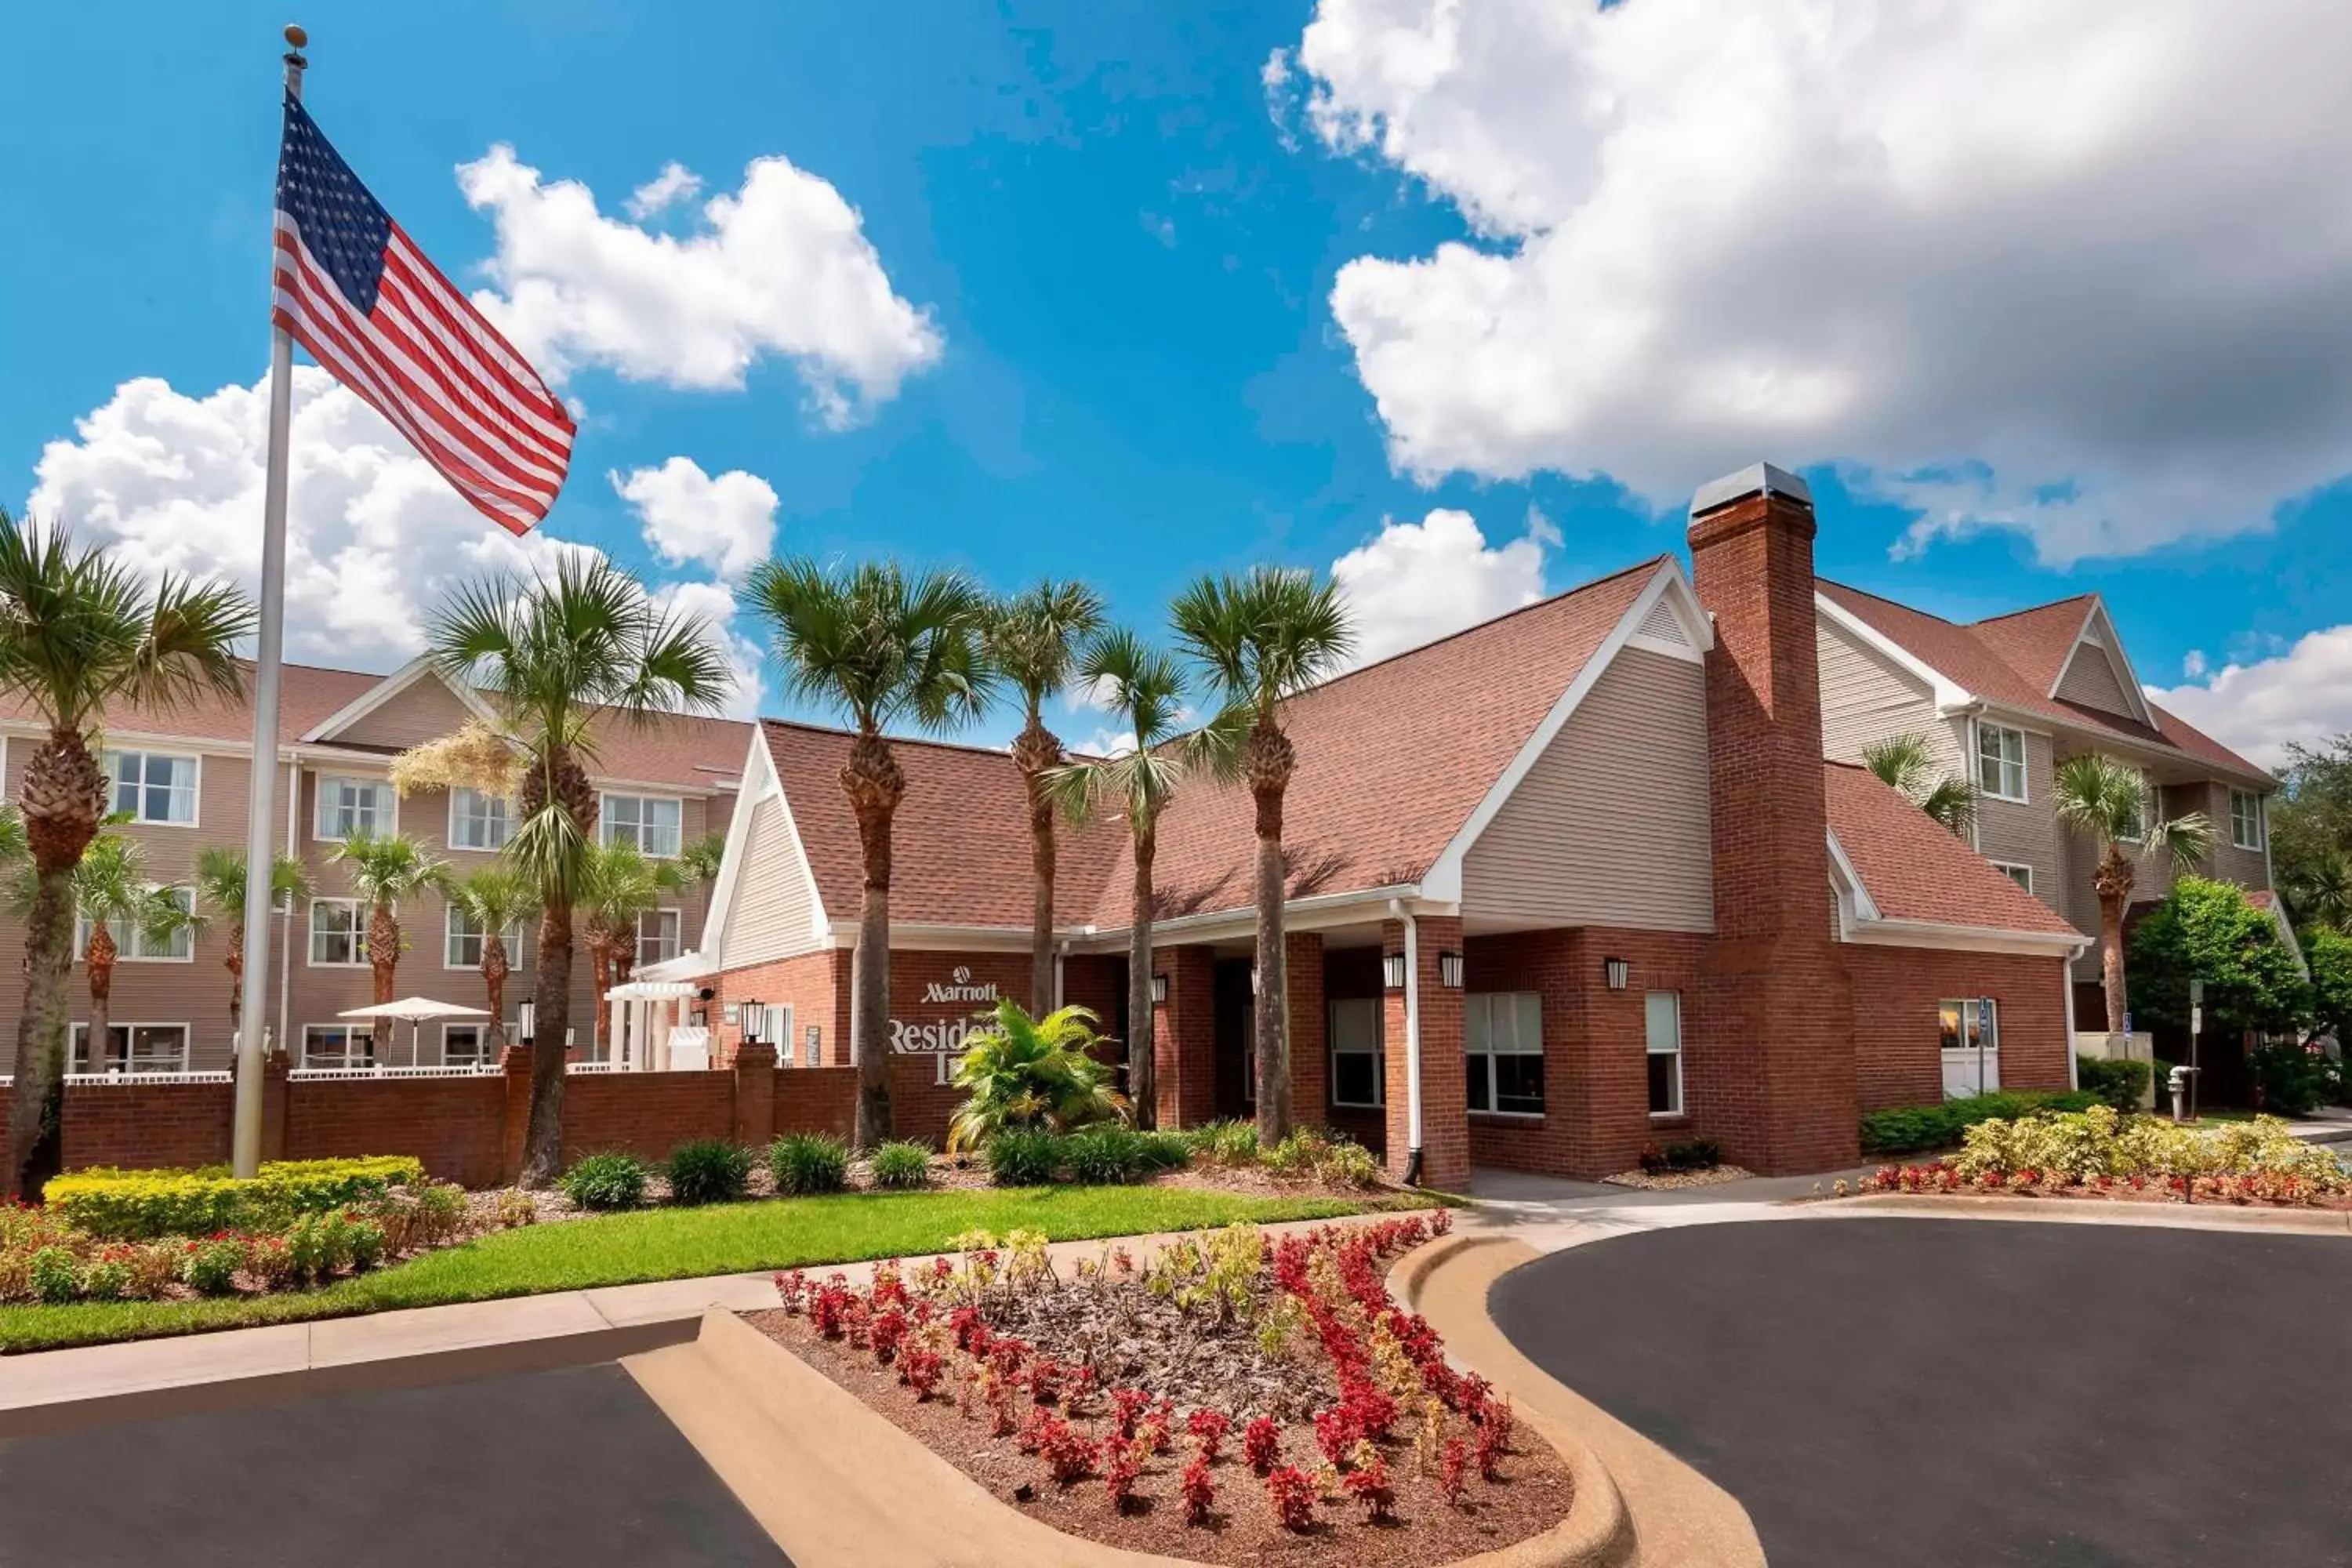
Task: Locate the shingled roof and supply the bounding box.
[1824,762,2083,939]
[1817,582,2269,784]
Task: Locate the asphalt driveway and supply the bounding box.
[0,1363,787,1567]
[1491,1217,2352,1568]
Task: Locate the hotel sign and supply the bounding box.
[891,967,997,1058]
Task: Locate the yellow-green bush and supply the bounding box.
[46,1156,428,1240]
[1951,1109,2345,1189]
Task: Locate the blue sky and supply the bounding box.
[3,2,2347,760]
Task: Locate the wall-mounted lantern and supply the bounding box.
[1150,972,1169,1004]
[742,998,764,1044]
[1382,953,1407,990]
[1438,950,1464,989]
[516,996,535,1045]
[1603,956,1631,991]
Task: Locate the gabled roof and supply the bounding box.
[1816,581,2270,786]
[1823,762,2085,947]
[0,659,380,746]
[300,655,502,744]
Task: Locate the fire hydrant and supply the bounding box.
[2169,1064,2191,1123]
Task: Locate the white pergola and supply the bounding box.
[602,979,711,1070]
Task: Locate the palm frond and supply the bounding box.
[1170,564,1353,719]
[330,831,449,909]
[987,579,1106,720]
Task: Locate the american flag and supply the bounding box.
[273,93,574,534]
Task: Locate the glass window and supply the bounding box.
[445,907,526,969]
[601,794,683,858]
[72,1022,190,1074]
[1976,725,2027,801]
[303,1024,375,1069]
[316,775,394,841]
[2230,789,2264,851]
[1991,862,2034,895]
[636,909,682,967]
[2116,770,2147,842]
[76,885,195,961]
[1465,992,1544,1115]
[1645,991,1683,1117]
[103,750,198,825]
[1938,998,1999,1054]
[442,1023,491,1066]
[309,899,368,966]
[1329,996,1384,1108]
[448,787,511,851]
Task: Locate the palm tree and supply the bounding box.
[2285,848,2352,933]
[2053,753,2214,1035]
[445,866,537,1051]
[1861,733,1977,836]
[1044,629,1239,1129]
[1171,566,1352,1145]
[946,1000,1127,1153]
[191,846,313,1045]
[426,556,728,1185]
[330,831,448,1005]
[0,509,252,1197]
[746,557,994,1148]
[677,829,728,889]
[985,579,1105,1011]
[578,838,681,1047]
[62,836,200,1073]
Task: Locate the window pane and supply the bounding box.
[1646,1051,1680,1116]
[1494,1053,1544,1115]
[1643,992,1680,1054]
[129,1025,187,1073]
[1465,1057,1490,1112]
[1464,994,1491,1052]
[1514,994,1544,1053]
[1333,1052,1378,1108]
[644,798,682,857]
[452,788,510,850]
[444,1025,487,1065]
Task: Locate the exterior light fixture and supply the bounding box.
[1150,972,1168,1004]
[1382,953,1407,990]
[1603,956,1630,990]
[516,996,535,1045]
[743,999,764,1044]
[1438,950,1464,989]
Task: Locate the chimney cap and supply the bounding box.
[1690,461,1812,518]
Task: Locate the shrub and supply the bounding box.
[769,1133,851,1195]
[2249,1041,2328,1117]
[664,1140,754,1206]
[1193,1120,1260,1167]
[559,1152,650,1212]
[1315,1140,1383,1189]
[1858,1090,2099,1156]
[181,1236,247,1295]
[1063,1126,1147,1185]
[372,1181,469,1254]
[30,1245,80,1304]
[946,999,1124,1153]
[1265,1127,1336,1177]
[1664,1139,1722,1171]
[985,1129,1062,1186]
[1947,1105,2348,1190]
[2075,1055,2153,1114]
[866,1140,931,1190]
[46,1156,429,1240]
[1134,1129,1194,1173]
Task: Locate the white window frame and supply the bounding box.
[71,1021,191,1075]
[444,906,528,971]
[1939,998,1999,1054]
[1975,724,2028,804]
[1645,991,1685,1119]
[600,793,684,858]
[301,1022,376,1069]
[441,1021,494,1066]
[75,883,197,964]
[103,748,201,827]
[1328,996,1385,1109]
[314,774,397,843]
[308,897,370,967]
[2230,789,2264,851]
[635,908,683,968]
[1465,991,1544,1117]
[446,786,512,852]
[1988,861,2034,895]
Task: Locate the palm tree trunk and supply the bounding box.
[225,924,245,1035]
[521,902,572,1188]
[1127,822,1156,1131]
[2100,891,2129,1035]
[843,731,905,1151]
[482,937,510,1051]
[367,905,400,1006]
[586,927,614,1050]
[1030,791,1057,1015]
[3,865,78,1198]
[85,929,118,1074]
[1253,810,1291,1145]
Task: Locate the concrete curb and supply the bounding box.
[1826,1192,2352,1235]
[1391,1233,1762,1568]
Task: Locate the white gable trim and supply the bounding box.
[699,728,828,969]
[1813,593,1973,712]
[1825,829,1882,926]
[1831,829,2087,958]
[2050,597,2157,728]
[1421,560,1711,903]
[300,655,502,744]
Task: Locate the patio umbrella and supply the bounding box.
[337,997,493,1067]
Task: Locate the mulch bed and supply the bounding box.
[1601,1164,1752,1191]
[744,1219,1573,1566]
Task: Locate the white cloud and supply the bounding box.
[612,456,777,582]
[625,161,704,220]
[2148,626,2352,771]
[1293,1,2352,564]
[456,146,942,423]
[30,372,765,718]
[1330,506,1553,667]
[649,578,766,721]
[2181,648,2208,681]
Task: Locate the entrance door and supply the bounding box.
[1939,998,2000,1098]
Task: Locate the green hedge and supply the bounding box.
[46,1157,429,1240]
[2074,1055,2153,1114]
[1860,1091,2099,1157]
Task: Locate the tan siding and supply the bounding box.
[325,675,476,750]
[2171,779,2271,892]
[1816,621,1958,772]
[725,795,822,965]
[2054,642,2138,719]
[1974,726,2062,915]
[1462,648,1714,932]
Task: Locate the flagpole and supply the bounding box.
[232,24,309,1178]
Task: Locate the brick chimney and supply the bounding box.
[1686,463,1859,1174]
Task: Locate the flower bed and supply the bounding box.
[1859,1107,2352,1209]
[748,1213,1573,1565]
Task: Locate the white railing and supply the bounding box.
[61,1070,234,1086]
[566,1059,625,1074]
[289,1063,503,1081]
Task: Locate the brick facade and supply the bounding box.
[1151,945,1218,1127]
[1381,915,1470,1190]
[1846,946,2072,1111]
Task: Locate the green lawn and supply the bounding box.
[1,1185,1425,1354]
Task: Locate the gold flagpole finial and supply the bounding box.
[284,23,308,48]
